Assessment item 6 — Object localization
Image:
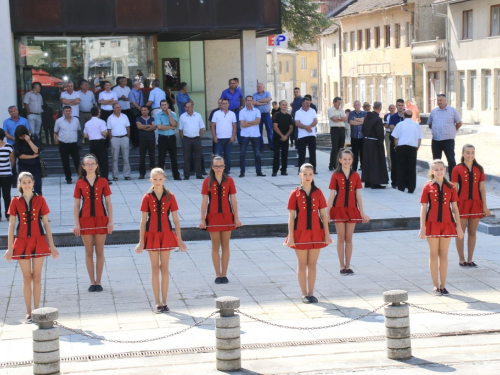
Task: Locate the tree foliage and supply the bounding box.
[281,0,332,48]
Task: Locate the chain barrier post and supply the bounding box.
[383,290,411,360]
[31,307,60,375]
[215,296,241,371]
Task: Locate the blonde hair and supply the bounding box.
[149,168,171,201]
[428,159,453,188]
[18,171,35,195]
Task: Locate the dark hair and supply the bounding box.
[301,97,311,104]
[233,77,239,82]
[335,148,354,173]
[140,105,149,110]
[437,94,446,98]
[272,101,277,105]
[91,106,100,117]
[32,82,42,89]
[112,102,121,109]
[221,99,229,104]
[396,99,405,104]
[299,163,317,190]
[103,80,111,86]
[79,154,101,179]
[245,95,253,101]
[116,76,122,85]
[160,99,169,107]
[79,79,88,86]
[294,87,300,91]
[460,144,483,173]
[333,97,342,103]
[208,156,227,186]
[304,94,312,100]
[14,125,30,145]
[0,128,5,141]
[17,171,35,195]
[179,82,188,91]
[62,105,72,111]
[228,79,236,84]
[345,109,351,113]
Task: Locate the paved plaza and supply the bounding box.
[1,150,500,374]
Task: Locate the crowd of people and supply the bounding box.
[1,78,493,321]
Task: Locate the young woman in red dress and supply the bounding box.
[73,154,114,293]
[199,156,242,285]
[419,160,464,295]
[4,172,59,323]
[285,163,332,304]
[327,149,369,276]
[135,168,187,314]
[451,144,491,267]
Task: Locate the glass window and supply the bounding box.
[350,32,355,51]
[333,43,336,57]
[300,56,307,69]
[343,33,348,52]
[491,6,500,36]
[462,10,473,39]
[278,62,282,74]
[375,27,381,48]
[395,24,401,48]
[484,70,492,110]
[365,29,371,49]
[406,22,411,47]
[385,25,391,48]
[311,69,317,78]
[470,71,477,109]
[357,30,362,50]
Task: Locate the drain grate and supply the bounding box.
[2,329,499,368]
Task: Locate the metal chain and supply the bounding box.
[235,303,388,330]
[54,310,219,344]
[405,302,500,317]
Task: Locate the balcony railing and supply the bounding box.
[411,38,446,62]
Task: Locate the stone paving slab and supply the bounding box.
[1,230,499,365]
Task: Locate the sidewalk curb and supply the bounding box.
[0,217,421,249]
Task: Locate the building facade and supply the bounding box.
[2,0,280,127]
[295,44,319,104]
[438,0,500,125]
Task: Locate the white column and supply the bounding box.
[240,30,257,96]
[0,0,17,113]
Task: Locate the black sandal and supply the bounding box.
[468,261,478,267]
[459,262,468,267]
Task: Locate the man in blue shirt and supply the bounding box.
[3,106,30,187]
[388,99,405,188]
[176,82,191,117]
[290,87,303,147]
[146,79,166,118]
[348,100,366,172]
[220,78,244,144]
[252,83,274,151]
[154,99,181,180]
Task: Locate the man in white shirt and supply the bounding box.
[210,99,236,175]
[392,110,423,194]
[179,101,205,180]
[98,81,118,123]
[54,106,80,184]
[239,96,265,177]
[23,82,44,138]
[294,97,318,173]
[327,97,347,171]
[107,103,131,181]
[78,79,96,146]
[60,81,81,119]
[113,77,138,148]
[84,106,110,182]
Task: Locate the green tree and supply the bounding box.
[281,0,331,47]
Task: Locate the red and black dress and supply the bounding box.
[451,163,486,218]
[286,186,328,250]
[7,194,51,260]
[201,177,237,232]
[329,170,363,223]
[140,190,179,251]
[420,181,459,237]
[74,177,112,235]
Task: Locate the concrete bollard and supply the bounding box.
[215,296,241,371]
[31,307,60,375]
[383,290,411,360]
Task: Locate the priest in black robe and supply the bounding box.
[361,101,389,189]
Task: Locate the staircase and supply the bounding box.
[39,138,298,176]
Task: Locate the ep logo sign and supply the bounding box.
[267,34,288,49]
